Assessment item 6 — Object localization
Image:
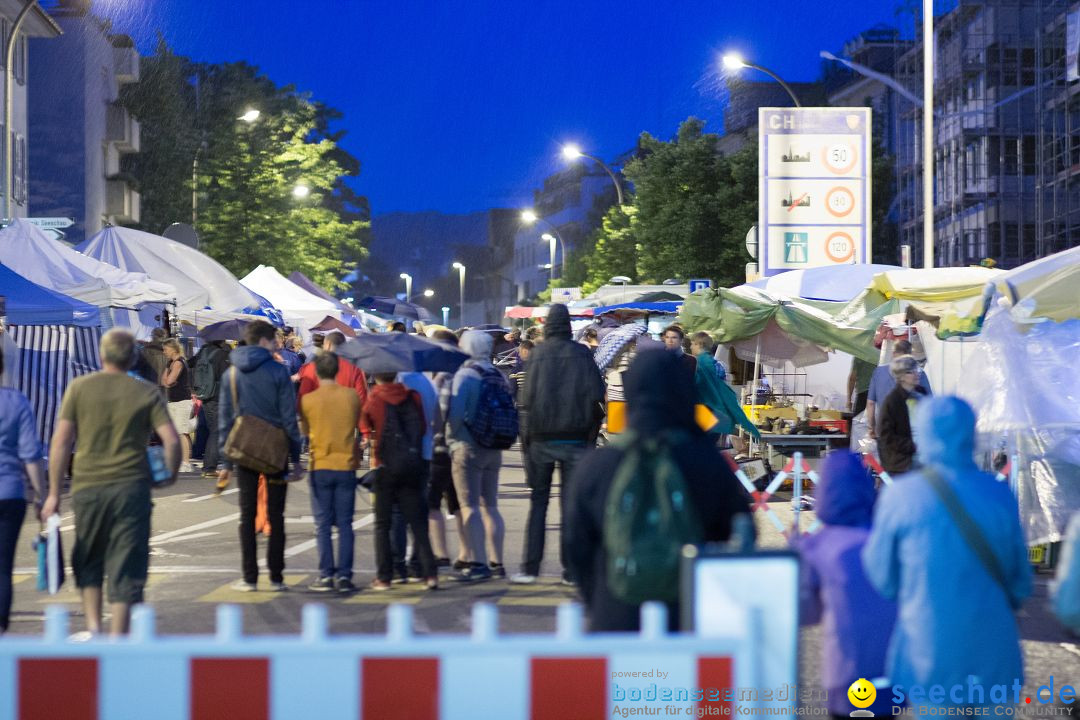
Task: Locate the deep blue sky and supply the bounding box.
[96,0,901,217]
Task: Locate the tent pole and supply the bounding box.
[750,335,762,457]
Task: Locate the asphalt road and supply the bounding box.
[6,450,1079,695]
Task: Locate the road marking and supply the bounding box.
[12,575,30,585]
[497,595,575,607]
[345,592,423,605]
[282,513,374,559]
[183,488,239,503]
[150,531,219,546]
[197,574,308,603]
[150,513,239,544]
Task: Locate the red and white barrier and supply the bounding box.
[0,601,770,720]
[861,452,893,486]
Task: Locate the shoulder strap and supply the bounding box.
[229,366,239,413]
[923,467,1014,604]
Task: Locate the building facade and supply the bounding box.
[0,0,61,220]
[28,0,139,244]
[512,161,618,301]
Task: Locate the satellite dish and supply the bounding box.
[163,222,199,249]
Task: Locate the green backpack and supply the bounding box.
[603,430,703,604]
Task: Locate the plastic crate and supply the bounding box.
[809,419,849,434]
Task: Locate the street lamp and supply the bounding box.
[561,143,625,206]
[452,262,465,326]
[399,272,412,302]
[239,108,261,123]
[193,106,262,224]
[441,306,450,326]
[292,183,310,199]
[720,53,802,107]
[542,233,557,285]
[520,209,566,280]
[423,289,435,298]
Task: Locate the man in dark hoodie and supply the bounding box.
[565,349,752,632]
[513,303,606,585]
[217,320,303,592]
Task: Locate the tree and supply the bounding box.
[581,205,639,293]
[121,43,368,290]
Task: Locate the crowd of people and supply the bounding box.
[0,309,1078,715]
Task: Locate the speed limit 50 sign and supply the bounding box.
[758,107,871,276]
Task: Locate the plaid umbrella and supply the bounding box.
[594,323,648,371]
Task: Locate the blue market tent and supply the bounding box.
[1,263,102,443]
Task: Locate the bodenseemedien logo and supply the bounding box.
[848,678,876,717]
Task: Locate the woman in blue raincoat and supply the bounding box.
[689,332,759,442]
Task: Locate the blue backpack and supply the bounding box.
[464,364,519,449]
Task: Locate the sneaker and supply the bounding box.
[489,562,507,579]
[370,579,392,591]
[425,577,439,591]
[510,573,538,585]
[202,471,219,479]
[308,577,335,592]
[335,578,356,594]
[454,564,492,582]
[560,573,577,587]
[215,476,229,494]
[268,581,288,592]
[231,580,257,592]
[179,462,193,474]
[435,557,451,568]
[452,559,471,572]
[407,566,424,583]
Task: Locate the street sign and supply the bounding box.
[745,225,757,260]
[688,278,713,293]
[550,286,582,304]
[26,217,74,229]
[163,222,200,249]
[758,107,871,276]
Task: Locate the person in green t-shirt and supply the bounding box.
[42,329,180,637]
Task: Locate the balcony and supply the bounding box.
[113,44,139,84]
[106,179,140,223]
[103,143,121,177]
[106,104,140,153]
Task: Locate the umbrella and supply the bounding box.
[592,301,682,317]
[594,323,648,370]
[198,318,250,341]
[747,264,901,302]
[337,332,469,374]
[309,315,357,337]
[356,296,433,322]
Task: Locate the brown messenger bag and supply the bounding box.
[223,366,289,475]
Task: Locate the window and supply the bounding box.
[1021,136,1037,176]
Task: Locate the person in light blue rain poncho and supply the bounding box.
[862,396,1031,709]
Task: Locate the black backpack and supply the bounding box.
[193,345,224,400]
[379,394,425,477]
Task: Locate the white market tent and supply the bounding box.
[78,226,269,329]
[0,220,176,310]
[240,264,343,337]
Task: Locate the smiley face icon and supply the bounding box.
[848,678,876,712]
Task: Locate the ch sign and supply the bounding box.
[758,107,871,276]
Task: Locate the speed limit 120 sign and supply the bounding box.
[758,107,871,275]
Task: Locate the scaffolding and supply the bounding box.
[893,0,1078,269]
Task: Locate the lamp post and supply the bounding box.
[542,233,557,284]
[721,53,802,107]
[452,262,465,326]
[1,0,38,221]
[441,306,450,326]
[520,209,566,280]
[561,144,624,206]
[399,272,413,302]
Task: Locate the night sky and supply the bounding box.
[95,0,901,217]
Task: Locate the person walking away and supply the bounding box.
[797,451,897,717]
[877,356,930,475]
[217,321,303,592]
[863,396,1031,711]
[428,330,469,572]
[192,339,230,479]
[690,332,759,449]
[43,329,180,636]
[514,304,604,585]
[449,330,513,582]
[297,331,367,408]
[361,372,438,590]
[509,339,534,481]
[865,339,931,442]
[0,351,45,635]
[139,327,168,386]
[661,324,696,384]
[397,369,440,580]
[161,339,195,473]
[564,349,751,631]
[300,352,362,593]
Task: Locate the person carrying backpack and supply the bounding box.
[361,372,438,591]
[565,349,752,632]
[447,330,513,581]
[192,339,230,478]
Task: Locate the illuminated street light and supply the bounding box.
[292,184,310,198]
[520,210,566,279]
[441,306,450,326]
[719,52,802,107]
[239,108,261,123]
[452,262,466,325]
[423,288,435,298]
[399,272,412,302]
[559,143,624,206]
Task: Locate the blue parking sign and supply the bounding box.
[688,278,713,293]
